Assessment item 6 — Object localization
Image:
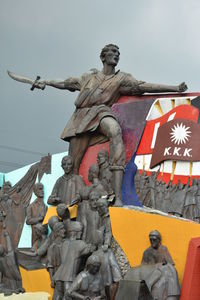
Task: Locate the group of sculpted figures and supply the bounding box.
[26,153,180,300]
[0,153,181,299]
[3,43,190,298]
[135,169,200,222]
[30,152,122,300]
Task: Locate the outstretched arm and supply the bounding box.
[120,75,187,95]
[138,81,187,94]
[35,77,82,91]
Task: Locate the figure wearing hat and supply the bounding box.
[53,221,95,299]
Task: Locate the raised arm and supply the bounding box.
[138,81,187,94]
[120,74,187,95]
[36,76,82,91]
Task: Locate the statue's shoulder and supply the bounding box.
[53,175,65,186]
[160,245,168,251]
[118,71,138,82]
[143,246,151,253]
[81,69,100,80]
[73,174,84,183]
[79,270,88,279]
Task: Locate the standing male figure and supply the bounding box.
[97,149,114,196]
[53,221,95,299]
[31,44,187,206]
[26,183,47,249]
[48,155,85,206]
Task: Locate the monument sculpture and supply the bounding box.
[8,43,187,206]
[46,222,66,289]
[136,170,200,222]
[0,231,25,296]
[117,230,180,300]
[97,149,114,196]
[93,229,121,300]
[77,190,101,243]
[6,44,192,299]
[141,230,180,299]
[87,164,107,197]
[47,155,85,206]
[26,183,48,249]
[67,254,106,300]
[52,221,95,299]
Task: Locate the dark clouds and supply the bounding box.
[1,0,200,172]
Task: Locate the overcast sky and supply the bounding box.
[1,0,200,172]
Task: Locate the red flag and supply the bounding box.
[137,105,199,155]
[150,118,200,168]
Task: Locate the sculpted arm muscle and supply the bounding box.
[36,76,82,91]
[120,74,187,95]
[45,77,81,91]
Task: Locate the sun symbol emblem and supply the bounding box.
[170,123,191,145]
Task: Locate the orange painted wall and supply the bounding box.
[20,267,53,298]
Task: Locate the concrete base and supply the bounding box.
[0,292,50,300]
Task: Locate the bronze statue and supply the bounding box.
[134,169,141,196]
[8,44,188,207]
[88,164,107,197]
[46,222,66,289]
[144,170,160,208]
[26,183,48,249]
[36,215,59,258]
[97,149,114,196]
[67,254,106,300]
[123,230,180,300]
[96,198,112,249]
[141,230,180,300]
[0,231,25,296]
[93,229,121,300]
[182,178,199,221]
[53,221,95,299]
[168,179,189,217]
[77,190,100,243]
[138,170,148,204]
[33,223,48,250]
[47,155,85,206]
[142,230,174,265]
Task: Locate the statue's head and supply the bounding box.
[96,197,108,216]
[149,230,161,249]
[88,164,99,182]
[86,254,101,274]
[97,149,109,166]
[53,222,66,238]
[100,44,120,67]
[61,155,73,174]
[34,183,44,198]
[68,221,83,240]
[89,190,101,211]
